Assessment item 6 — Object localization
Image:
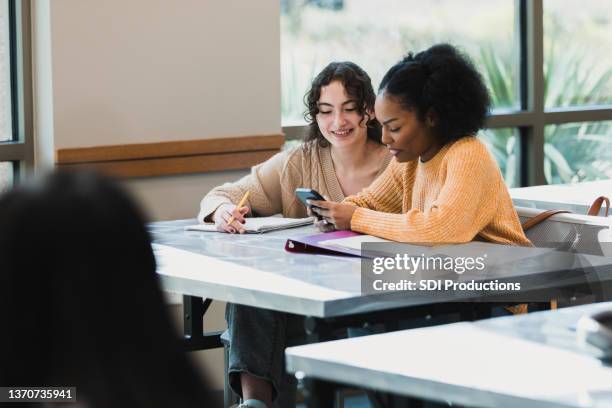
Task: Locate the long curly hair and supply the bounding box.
[303,61,382,147]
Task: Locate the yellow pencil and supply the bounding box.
[227,191,250,226]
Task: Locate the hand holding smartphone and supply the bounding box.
[295,188,326,219]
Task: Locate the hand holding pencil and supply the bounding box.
[213,191,250,234]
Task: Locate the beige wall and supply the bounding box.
[39,0,281,222]
[122,169,249,221]
[41,0,282,391]
[49,0,280,148]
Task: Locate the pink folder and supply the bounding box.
[284,230,364,257]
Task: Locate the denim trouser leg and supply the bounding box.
[225,303,301,408]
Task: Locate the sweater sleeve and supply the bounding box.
[350,143,500,244]
[197,148,294,222]
[343,159,405,212]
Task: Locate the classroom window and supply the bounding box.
[543,0,612,108]
[544,121,612,184]
[281,1,612,187]
[480,128,520,188]
[281,0,518,126]
[0,0,12,142]
[0,0,33,188]
[0,161,13,192]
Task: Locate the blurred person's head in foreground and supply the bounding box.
[0,171,217,408]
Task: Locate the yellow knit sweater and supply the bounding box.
[345,136,532,246]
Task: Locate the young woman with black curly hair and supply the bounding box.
[310,44,531,247]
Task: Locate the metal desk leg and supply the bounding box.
[304,316,334,343]
[302,317,339,407]
[458,303,493,321]
[303,377,336,408]
[223,341,240,408]
[183,295,223,351]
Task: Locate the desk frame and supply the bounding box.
[182,295,223,351]
[179,293,554,408]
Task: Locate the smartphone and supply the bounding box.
[295,188,326,213]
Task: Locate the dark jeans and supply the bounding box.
[225,303,305,408]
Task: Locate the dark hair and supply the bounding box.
[303,61,382,147]
[0,171,217,408]
[379,43,491,144]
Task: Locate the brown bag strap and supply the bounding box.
[587,196,610,217]
[521,195,609,231]
[522,209,572,231]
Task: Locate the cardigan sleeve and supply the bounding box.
[197,148,295,222]
[343,159,405,212]
[350,143,500,244]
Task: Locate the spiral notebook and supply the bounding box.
[185,217,314,234]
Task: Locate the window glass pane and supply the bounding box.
[281,0,518,126]
[480,128,519,188]
[544,0,612,108]
[544,121,612,184]
[0,0,12,141]
[0,161,13,192]
[283,139,301,151]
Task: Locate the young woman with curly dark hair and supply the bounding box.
[198,62,390,408]
[310,44,531,247]
[199,61,390,234]
[302,62,382,148]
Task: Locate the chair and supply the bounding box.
[516,206,612,256]
[516,206,612,308]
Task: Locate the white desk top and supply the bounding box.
[510,179,612,214]
[151,220,612,318]
[286,302,612,407]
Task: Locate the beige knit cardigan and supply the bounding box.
[198,142,391,222]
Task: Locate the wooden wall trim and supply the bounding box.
[55,134,285,178]
[56,134,284,164]
[57,150,280,178]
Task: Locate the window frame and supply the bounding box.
[281,0,612,187]
[0,0,33,183]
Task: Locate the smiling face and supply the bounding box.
[375,91,441,163]
[316,80,369,148]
